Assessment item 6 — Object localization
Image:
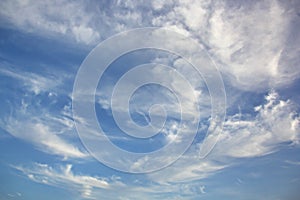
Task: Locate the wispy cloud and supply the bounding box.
[0,63,61,95]
[0,0,100,45]
[285,160,300,166]
[1,1,300,199]
[8,91,299,198]
[14,161,209,199]
[1,0,299,90]
[152,0,300,91]
[213,90,300,158]
[148,91,299,183]
[13,163,110,199]
[5,119,88,159]
[206,0,300,91]
[0,64,88,159]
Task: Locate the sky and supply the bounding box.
[0,0,300,199]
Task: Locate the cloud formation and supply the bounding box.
[5,120,87,159]
[1,0,299,90]
[1,0,299,199]
[0,65,87,159]
[149,91,299,183]
[13,163,110,198]
[0,0,100,44]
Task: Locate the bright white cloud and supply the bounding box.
[152,0,300,91]
[206,0,300,91]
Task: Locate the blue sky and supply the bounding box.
[0,0,300,199]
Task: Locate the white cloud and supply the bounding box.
[96,59,211,121]
[213,90,299,158]
[150,0,300,91]
[150,158,227,183]
[285,160,300,166]
[0,0,101,45]
[205,0,300,91]
[72,25,100,45]
[13,162,186,200]
[162,120,181,143]
[1,0,299,91]
[148,91,299,183]
[5,119,88,159]
[1,1,300,198]
[9,89,300,199]
[93,60,211,150]
[14,159,210,199]
[199,185,206,194]
[151,0,174,11]
[7,192,22,198]
[0,65,61,95]
[174,0,209,31]
[13,163,110,199]
[0,65,88,159]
